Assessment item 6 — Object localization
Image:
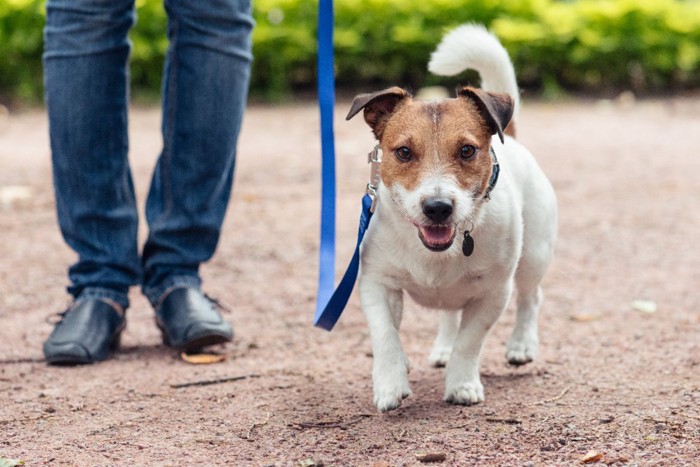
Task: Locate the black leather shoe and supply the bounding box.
[44,299,125,365]
[155,287,233,352]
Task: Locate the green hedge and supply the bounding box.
[1,0,700,105]
[0,0,44,104]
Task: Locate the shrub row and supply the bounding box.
[1,0,699,105]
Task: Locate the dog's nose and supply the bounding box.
[422,198,453,223]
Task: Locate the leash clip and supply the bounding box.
[366,144,382,212]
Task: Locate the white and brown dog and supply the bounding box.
[346,24,558,412]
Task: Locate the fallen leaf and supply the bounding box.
[298,459,323,467]
[415,451,447,463]
[179,352,227,364]
[580,450,603,464]
[570,313,601,322]
[0,185,34,208]
[240,193,259,203]
[630,300,657,314]
[0,459,25,467]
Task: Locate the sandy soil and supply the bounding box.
[0,96,699,465]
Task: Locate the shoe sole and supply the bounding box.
[157,323,232,353]
[179,333,232,353]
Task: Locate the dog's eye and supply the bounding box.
[460,145,477,160]
[395,147,412,162]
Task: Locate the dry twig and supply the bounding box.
[531,385,572,406]
[244,412,272,440]
[292,414,373,430]
[169,374,259,389]
[0,357,45,364]
[485,417,522,425]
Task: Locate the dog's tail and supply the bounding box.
[428,24,520,122]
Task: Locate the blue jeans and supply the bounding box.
[43,0,254,308]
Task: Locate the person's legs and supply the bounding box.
[43,0,137,363]
[44,0,139,310]
[141,0,253,304]
[140,0,253,351]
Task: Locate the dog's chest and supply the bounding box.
[395,257,491,310]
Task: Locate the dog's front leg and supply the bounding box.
[444,283,512,405]
[429,310,460,368]
[360,278,411,412]
[506,285,542,365]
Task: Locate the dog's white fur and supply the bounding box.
[357,25,558,412]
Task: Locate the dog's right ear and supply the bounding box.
[346,87,411,139]
[457,86,514,144]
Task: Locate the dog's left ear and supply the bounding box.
[346,86,411,140]
[457,86,514,143]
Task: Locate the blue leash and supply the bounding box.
[314,194,374,331]
[314,0,374,331]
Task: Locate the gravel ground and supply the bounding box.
[0,96,699,465]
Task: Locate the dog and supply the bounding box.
[345,24,558,412]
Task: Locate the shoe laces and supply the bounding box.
[204,293,231,314]
[45,299,125,325]
[45,304,72,325]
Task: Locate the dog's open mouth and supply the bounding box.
[417,225,457,252]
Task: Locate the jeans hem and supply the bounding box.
[143,275,201,308]
[77,287,130,309]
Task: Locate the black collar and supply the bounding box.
[483,147,500,200]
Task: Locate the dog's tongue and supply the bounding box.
[419,225,455,247]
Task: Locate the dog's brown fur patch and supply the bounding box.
[378,97,495,196]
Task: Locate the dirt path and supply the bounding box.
[1,97,699,465]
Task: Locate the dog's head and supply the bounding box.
[347,86,513,252]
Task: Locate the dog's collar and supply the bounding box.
[484,147,500,200]
[365,144,499,206]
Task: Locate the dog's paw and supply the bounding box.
[444,381,484,406]
[428,346,451,368]
[506,337,538,366]
[374,380,412,412]
[372,348,411,412]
